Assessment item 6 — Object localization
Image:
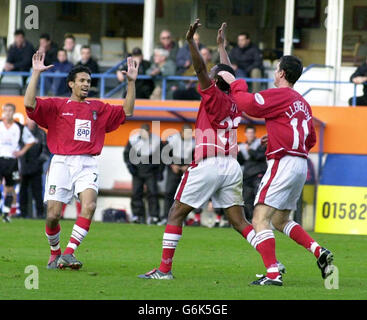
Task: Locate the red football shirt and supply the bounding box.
[194,83,242,163]
[230,80,316,160]
[26,98,126,155]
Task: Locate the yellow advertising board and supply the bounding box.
[315,185,367,235]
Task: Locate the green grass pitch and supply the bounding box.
[0,219,366,300]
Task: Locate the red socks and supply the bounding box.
[254,230,279,279]
[63,216,92,255]
[159,224,182,273]
[283,221,321,258]
[45,224,61,256]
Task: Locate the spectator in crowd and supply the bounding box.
[76,45,100,96]
[0,103,36,223]
[38,33,58,66]
[3,29,34,87]
[117,47,154,99]
[237,125,267,221]
[176,32,205,75]
[63,33,82,65]
[156,30,179,63]
[49,49,74,96]
[161,123,194,225]
[123,124,165,224]
[229,32,264,92]
[146,48,176,99]
[348,58,367,106]
[173,47,215,100]
[19,118,50,219]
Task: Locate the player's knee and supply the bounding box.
[83,201,97,214]
[47,206,62,222]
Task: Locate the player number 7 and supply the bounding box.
[290,118,309,150]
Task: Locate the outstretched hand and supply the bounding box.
[218,71,236,85]
[217,22,227,46]
[186,18,201,41]
[32,51,54,73]
[121,56,140,82]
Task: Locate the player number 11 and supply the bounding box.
[290,118,309,150]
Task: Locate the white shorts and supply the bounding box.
[254,155,307,211]
[44,155,99,204]
[175,156,244,209]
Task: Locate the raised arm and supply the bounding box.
[121,56,139,117]
[217,22,233,67]
[186,19,212,90]
[24,51,54,109]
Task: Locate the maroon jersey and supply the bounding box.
[26,98,126,155]
[194,83,242,163]
[230,80,316,160]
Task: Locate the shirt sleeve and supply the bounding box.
[230,80,286,119]
[103,103,126,133]
[22,126,36,145]
[26,98,57,129]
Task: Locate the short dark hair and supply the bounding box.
[279,55,303,85]
[66,66,91,91]
[245,125,256,132]
[14,29,25,37]
[214,64,236,92]
[64,33,75,41]
[140,123,150,132]
[238,32,250,39]
[81,45,91,51]
[40,33,50,41]
[57,48,67,55]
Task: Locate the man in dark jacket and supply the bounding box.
[348,59,367,106]
[237,125,267,221]
[229,32,263,92]
[49,49,74,96]
[117,47,154,99]
[123,124,165,224]
[38,33,58,66]
[19,118,50,219]
[76,45,100,96]
[4,29,34,73]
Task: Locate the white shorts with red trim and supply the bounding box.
[44,155,99,204]
[254,155,307,211]
[175,156,244,209]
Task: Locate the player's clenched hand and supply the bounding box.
[218,71,236,84]
[186,18,201,42]
[121,56,139,82]
[217,22,227,46]
[261,134,268,146]
[32,50,54,73]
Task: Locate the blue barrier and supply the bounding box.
[0,70,364,105]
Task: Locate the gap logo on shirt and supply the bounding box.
[74,119,91,142]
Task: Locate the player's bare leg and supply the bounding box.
[58,188,97,270]
[2,186,15,222]
[271,210,334,279]
[249,204,282,285]
[45,200,63,269]
[139,200,193,279]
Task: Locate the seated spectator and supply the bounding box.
[176,32,205,75]
[229,32,264,92]
[63,33,82,65]
[156,30,179,63]
[3,29,34,86]
[117,47,154,99]
[173,47,215,100]
[146,48,176,99]
[76,45,100,96]
[38,33,58,66]
[348,58,367,106]
[49,49,73,96]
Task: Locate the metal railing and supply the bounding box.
[0,70,364,106]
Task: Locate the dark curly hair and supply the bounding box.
[66,65,91,91]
